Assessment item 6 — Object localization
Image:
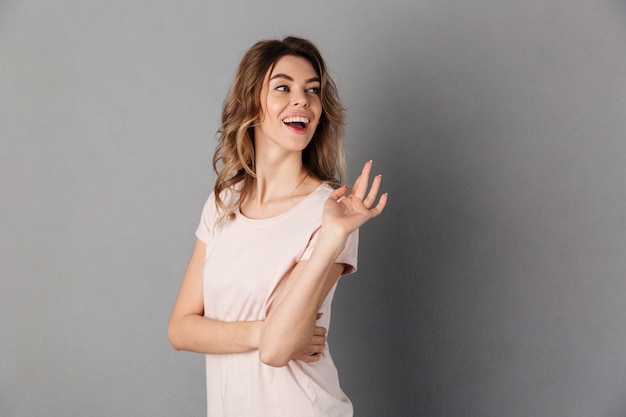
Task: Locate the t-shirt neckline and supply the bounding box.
[236,183,329,224]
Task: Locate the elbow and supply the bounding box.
[167,321,184,351]
[169,336,183,352]
[258,343,292,368]
[259,351,290,368]
[259,323,314,367]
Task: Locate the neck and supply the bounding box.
[251,151,309,206]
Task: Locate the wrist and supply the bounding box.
[316,225,348,253]
[249,320,264,349]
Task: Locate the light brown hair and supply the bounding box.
[212,36,346,222]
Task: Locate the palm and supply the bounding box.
[323,161,387,235]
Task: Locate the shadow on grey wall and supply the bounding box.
[332,4,626,415]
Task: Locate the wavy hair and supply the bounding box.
[212,36,346,222]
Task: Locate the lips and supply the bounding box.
[282,115,310,129]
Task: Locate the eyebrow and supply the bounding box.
[269,73,321,83]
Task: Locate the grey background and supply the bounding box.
[1,0,625,416]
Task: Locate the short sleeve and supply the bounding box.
[300,228,359,275]
[195,192,218,244]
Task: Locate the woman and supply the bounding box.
[168,36,387,417]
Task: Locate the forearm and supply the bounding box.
[169,238,263,355]
[168,314,262,354]
[259,227,347,366]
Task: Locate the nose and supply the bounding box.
[292,90,309,107]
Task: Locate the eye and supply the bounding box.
[275,85,289,92]
[307,87,321,94]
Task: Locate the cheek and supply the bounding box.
[313,102,323,124]
[256,93,267,122]
[265,94,286,116]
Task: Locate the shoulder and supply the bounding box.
[291,183,338,224]
[297,182,335,211]
[199,185,240,231]
[312,182,336,199]
[219,184,241,207]
[209,183,243,213]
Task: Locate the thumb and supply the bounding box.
[328,185,349,202]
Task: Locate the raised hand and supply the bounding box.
[322,160,388,237]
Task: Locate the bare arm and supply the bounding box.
[167,238,262,354]
[168,239,330,359]
[258,241,346,367]
[259,161,387,367]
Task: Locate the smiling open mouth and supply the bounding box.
[282,116,310,129]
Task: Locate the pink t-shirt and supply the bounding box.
[195,183,358,417]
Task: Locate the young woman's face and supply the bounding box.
[254,55,322,154]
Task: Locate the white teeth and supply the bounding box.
[282,116,310,124]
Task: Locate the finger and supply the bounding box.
[294,352,321,363]
[304,344,326,353]
[362,174,382,208]
[350,161,373,200]
[369,192,388,218]
[328,185,349,202]
[313,326,327,336]
[293,341,325,361]
[309,334,327,345]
